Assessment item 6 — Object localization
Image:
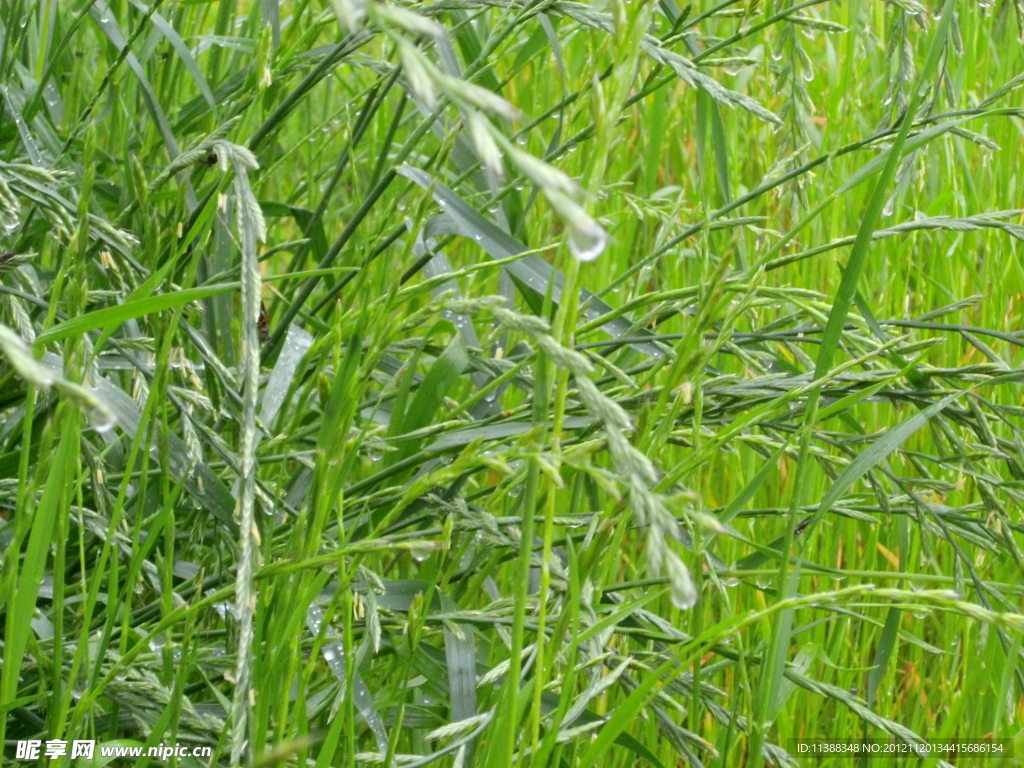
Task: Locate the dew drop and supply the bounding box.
[92,414,117,434]
[410,545,433,563]
[568,219,608,262]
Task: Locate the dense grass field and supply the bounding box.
[2,0,1023,765]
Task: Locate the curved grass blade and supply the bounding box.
[126,0,219,115]
[399,166,667,359]
[36,282,239,344]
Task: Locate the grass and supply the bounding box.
[1,0,1023,766]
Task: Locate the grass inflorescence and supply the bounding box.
[1,1,1023,766]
